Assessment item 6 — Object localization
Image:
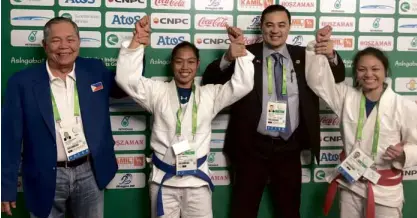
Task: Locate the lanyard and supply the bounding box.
[356,94,380,160]
[267,55,287,96]
[175,84,197,137]
[51,84,80,123]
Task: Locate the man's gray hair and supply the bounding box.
[43,17,80,42]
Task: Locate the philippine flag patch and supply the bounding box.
[91,82,104,92]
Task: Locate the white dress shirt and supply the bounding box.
[46,60,86,161]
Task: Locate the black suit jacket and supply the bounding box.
[202,43,346,164]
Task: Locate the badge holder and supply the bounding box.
[172,136,197,176]
[58,118,89,162]
[176,150,197,176]
[336,148,375,184]
[266,101,287,132]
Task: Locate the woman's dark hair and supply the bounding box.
[352,47,390,87]
[170,41,200,62]
[261,4,291,25]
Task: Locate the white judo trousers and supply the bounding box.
[149,183,213,218]
[339,188,402,218]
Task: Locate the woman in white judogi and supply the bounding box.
[305,39,417,218]
[115,17,254,218]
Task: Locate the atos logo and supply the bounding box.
[157,36,185,45]
[320,153,340,162]
[112,15,140,25]
[316,149,343,164]
[151,33,190,48]
[106,12,145,28]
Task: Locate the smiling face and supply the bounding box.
[355,54,386,92]
[171,46,200,88]
[43,21,80,69]
[261,11,291,50]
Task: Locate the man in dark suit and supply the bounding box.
[1,17,124,218]
[202,5,345,218]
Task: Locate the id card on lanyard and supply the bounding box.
[337,94,381,184]
[265,55,288,132]
[51,85,89,161]
[172,84,199,176]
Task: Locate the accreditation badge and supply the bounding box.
[266,101,287,132]
[336,148,375,184]
[176,150,197,176]
[58,122,89,161]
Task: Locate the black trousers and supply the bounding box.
[230,133,302,218]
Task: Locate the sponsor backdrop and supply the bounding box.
[1,0,417,217]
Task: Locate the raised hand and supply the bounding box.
[225,24,246,61]
[130,15,151,48]
[316,25,332,43]
[315,25,335,59]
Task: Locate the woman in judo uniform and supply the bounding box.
[115,16,254,218]
[305,27,417,218]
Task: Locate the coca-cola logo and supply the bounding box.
[243,36,263,45]
[154,0,185,6]
[320,115,340,126]
[197,17,228,28]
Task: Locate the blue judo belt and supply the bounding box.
[152,154,215,216]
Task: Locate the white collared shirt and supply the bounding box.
[46,60,85,161]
